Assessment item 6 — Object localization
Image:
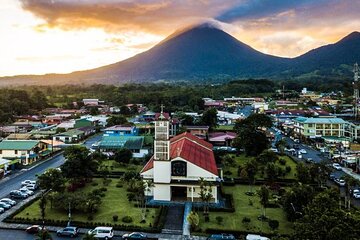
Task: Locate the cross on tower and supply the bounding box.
[160,104,165,113]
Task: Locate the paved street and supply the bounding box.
[0,135,102,200]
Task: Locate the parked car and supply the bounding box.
[88,226,114,239]
[0,202,11,210]
[299,149,307,154]
[329,173,336,180]
[294,139,300,143]
[10,190,28,199]
[354,193,360,199]
[19,188,34,196]
[0,208,4,214]
[0,198,16,206]
[333,163,342,170]
[207,233,236,240]
[25,184,37,191]
[305,158,314,163]
[246,234,270,240]
[122,232,147,240]
[56,226,79,237]
[25,225,43,234]
[21,180,36,186]
[334,178,346,187]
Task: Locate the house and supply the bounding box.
[6,133,32,140]
[183,126,209,139]
[74,118,98,128]
[208,132,237,146]
[141,112,219,202]
[77,126,96,137]
[97,136,148,158]
[293,117,348,139]
[0,140,48,165]
[103,125,139,136]
[80,115,108,127]
[83,99,103,106]
[56,120,75,130]
[53,129,85,143]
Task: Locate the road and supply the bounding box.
[0,135,102,199]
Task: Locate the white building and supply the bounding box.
[141,111,219,202]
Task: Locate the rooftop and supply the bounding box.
[294,117,347,124]
[0,140,39,150]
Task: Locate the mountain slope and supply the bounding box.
[86,24,290,83]
[291,31,360,74]
[0,26,359,85]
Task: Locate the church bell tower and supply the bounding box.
[153,105,171,183]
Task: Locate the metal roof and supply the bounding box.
[0,140,39,150]
[294,117,347,124]
[99,136,144,150]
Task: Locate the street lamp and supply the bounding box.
[67,201,71,227]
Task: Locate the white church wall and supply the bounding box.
[153,184,171,201]
[154,161,171,183]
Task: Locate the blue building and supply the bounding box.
[103,125,138,137]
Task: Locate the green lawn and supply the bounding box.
[199,185,293,235]
[215,125,235,131]
[100,160,143,172]
[15,179,156,226]
[223,154,297,180]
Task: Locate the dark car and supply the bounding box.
[329,173,336,180]
[56,226,79,237]
[207,233,236,240]
[10,190,27,199]
[25,225,43,234]
[122,232,147,239]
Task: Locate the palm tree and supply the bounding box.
[198,177,213,220]
[258,185,269,218]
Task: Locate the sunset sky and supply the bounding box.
[1,0,359,77]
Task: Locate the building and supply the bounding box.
[141,111,219,202]
[208,132,236,146]
[97,136,148,158]
[103,125,139,136]
[53,129,85,143]
[293,117,347,138]
[0,140,48,165]
[183,126,209,139]
[83,99,104,106]
[74,118,98,129]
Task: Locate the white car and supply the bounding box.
[334,178,346,187]
[21,180,36,186]
[0,207,4,214]
[0,198,16,206]
[25,184,37,191]
[333,163,342,170]
[299,149,307,154]
[354,193,360,199]
[88,227,114,239]
[19,188,34,196]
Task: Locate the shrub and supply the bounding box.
[215,216,223,225]
[285,166,291,173]
[242,217,251,224]
[87,215,93,221]
[91,182,99,187]
[100,187,107,192]
[279,158,286,165]
[113,215,118,222]
[116,183,123,188]
[122,216,133,223]
[127,193,135,201]
[269,219,279,230]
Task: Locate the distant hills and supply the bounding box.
[1,24,360,86]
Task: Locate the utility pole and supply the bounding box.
[353,63,359,119]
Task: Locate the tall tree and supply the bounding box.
[37,168,65,193]
[114,148,133,164]
[198,177,213,220]
[258,185,270,218]
[61,146,99,183]
[199,108,218,131]
[293,188,360,240]
[244,159,257,194]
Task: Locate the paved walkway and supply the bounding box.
[342,167,360,181]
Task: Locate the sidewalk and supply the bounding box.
[342,167,360,181]
[0,151,63,185]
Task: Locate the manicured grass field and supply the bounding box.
[223,154,297,180]
[100,160,143,173]
[15,178,157,226]
[199,185,293,234]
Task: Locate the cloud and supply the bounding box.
[20,0,237,34]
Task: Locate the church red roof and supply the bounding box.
[141,132,217,175]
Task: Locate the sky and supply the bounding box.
[1,0,359,77]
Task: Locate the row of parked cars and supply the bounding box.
[0,198,17,213]
[10,180,38,199]
[39,225,146,239]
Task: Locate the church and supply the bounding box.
[140,110,220,203]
